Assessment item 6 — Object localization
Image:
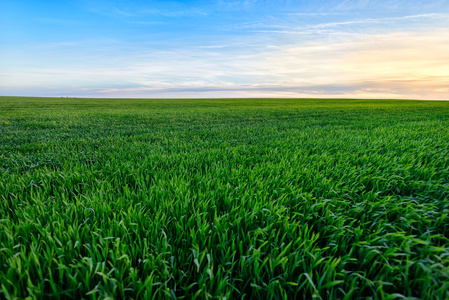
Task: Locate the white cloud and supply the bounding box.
[2,5,449,100]
[3,27,448,100]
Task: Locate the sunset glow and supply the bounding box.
[1,1,448,99]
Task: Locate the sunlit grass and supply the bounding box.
[1,97,448,299]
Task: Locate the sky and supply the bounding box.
[1,0,448,99]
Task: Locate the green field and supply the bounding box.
[1,96,448,299]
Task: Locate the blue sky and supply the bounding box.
[1,0,448,99]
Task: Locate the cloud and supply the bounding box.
[2,2,448,100]
[2,26,449,100]
[231,13,449,36]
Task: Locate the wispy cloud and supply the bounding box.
[301,13,447,29]
[231,13,449,35]
[2,0,449,99]
[2,26,448,99]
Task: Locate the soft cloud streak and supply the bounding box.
[1,1,449,99]
[2,27,448,99]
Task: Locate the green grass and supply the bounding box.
[1,96,448,299]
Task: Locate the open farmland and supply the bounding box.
[1,96,448,299]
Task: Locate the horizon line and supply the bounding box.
[1,95,448,101]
